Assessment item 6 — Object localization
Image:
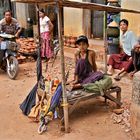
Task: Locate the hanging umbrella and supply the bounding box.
[20,4,42,115]
[20,83,38,115]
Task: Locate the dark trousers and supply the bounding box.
[131,49,140,71]
[0,50,4,65]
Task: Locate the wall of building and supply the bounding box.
[0,0,12,19]
[121,0,140,37]
[16,3,28,28]
[64,0,83,36]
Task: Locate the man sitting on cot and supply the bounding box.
[107,19,138,81]
[69,35,104,90]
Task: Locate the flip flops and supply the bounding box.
[114,75,121,81]
[129,70,137,78]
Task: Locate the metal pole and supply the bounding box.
[56,1,69,132]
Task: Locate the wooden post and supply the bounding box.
[8,0,12,11]
[56,1,69,132]
[104,11,108,74]
[35,4,42,82]
[130,71,140,139]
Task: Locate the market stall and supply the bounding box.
[11,0,140,133]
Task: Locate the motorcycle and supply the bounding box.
[0,33,19,79]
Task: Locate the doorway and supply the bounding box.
[91,0,106,39]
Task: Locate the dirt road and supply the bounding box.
[0,60,133,140]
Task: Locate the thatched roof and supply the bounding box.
[11,0,140,14]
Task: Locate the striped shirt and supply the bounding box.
[0,18,21,35]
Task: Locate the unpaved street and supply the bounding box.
[0,59,133,140]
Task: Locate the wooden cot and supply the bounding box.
[60,85,122,124]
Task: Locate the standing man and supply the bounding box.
[0,10,21,37]
[107,19,138,80]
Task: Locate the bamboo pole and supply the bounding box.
[104,11,108,74]
[56,1,69,132]
[36,4,42,82]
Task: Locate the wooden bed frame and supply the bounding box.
[61,85,122,124]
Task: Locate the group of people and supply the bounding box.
[107,19,140,80]
[0,9,140,85]
[72,19,140,89]
[0,9,54,64]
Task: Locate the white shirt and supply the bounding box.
[40,16,50,33]
[120,30,138,56]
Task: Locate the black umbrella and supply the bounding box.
[20,83,38,115]
[20,4,42,115]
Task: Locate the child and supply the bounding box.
[72,35,103,87]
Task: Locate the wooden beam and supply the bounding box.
[61,1,140,14]
[11,0,140,14]
[11,0,52,3]
[11,0,56,5]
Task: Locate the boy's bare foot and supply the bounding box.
[66,80,75,85]
[107,71,113,76]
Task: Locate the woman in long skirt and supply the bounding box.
[39,9,54,70]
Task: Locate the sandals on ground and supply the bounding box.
[114,75,121,81]
[129,70,137,78]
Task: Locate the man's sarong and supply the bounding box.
[108,52,133,72]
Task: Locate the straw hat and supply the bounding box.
[108,20,119,27]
